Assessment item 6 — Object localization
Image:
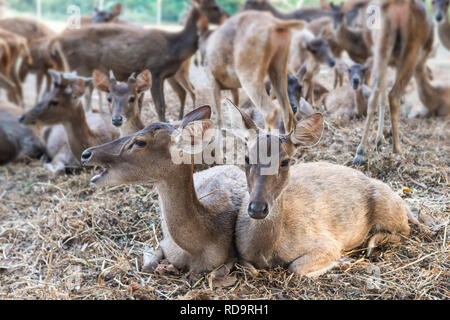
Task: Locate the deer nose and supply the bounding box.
[248,202,269,220]
[18,115,25,123]
[112,116,123,127]
[81,150,92,165]
[328,58,336,68]
[436,13,443,22]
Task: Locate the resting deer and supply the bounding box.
[414,60,450,117]
[322,63,371,119]
[432,0,450,51]
[241,0,332,22]
[0,102,45,165]
[93,70,152,136]
[353,0,434,165]
[79,3,124,25]
[233,106,417,277]
[19,70,118,173]
[329,2,372,64]
[206,10,305,131]
[48,0,226,122]
[81,106,249,275]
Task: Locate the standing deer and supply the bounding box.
[93,70,152,136]
[432,0,450,51]
[353,0,434,165]
[81,106,249,275]
[233,106,417,277]
[206,10,305,132]
[19,70,118,173]
[47,1,226,122]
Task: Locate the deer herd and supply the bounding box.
[0,0,447,278]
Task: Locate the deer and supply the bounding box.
[206,10,305,132]
[46,0,226,122]
[329,2,372,65]
[241,0,332,22]
[0,101,46,165]
[80,106,249,276]
[0,17,61,103]
[79,3,124,25]
[93,70,152,137]
[18,70,118,173]
[0,28,32,107]
[353,0,434,166]
[413,58,450,117]
[322,62,371,120]
[232,105,419,277]
[432,0,450,51]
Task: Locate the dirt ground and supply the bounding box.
[0,27,449,300]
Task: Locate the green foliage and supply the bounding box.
[5,0,324,23]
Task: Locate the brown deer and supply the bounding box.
[19,70,118,170]
[322,62,372,120]
[414,60,450,117]
[206,10,305,132]
[353,0,434,165]
[0,17,61,103]
[233,106,418,277]
[81,106,249,275]
[241,0,332,22]
[329,2,372,64]
[0,102,45,165]
[47,1,226,122]
[432,0,450,51]
[79,3,124,25]
[0,28,32,106]
[93,70,152,136]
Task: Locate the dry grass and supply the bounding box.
[0,54,449,301]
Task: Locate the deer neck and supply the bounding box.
[354,86,367,116]
[62,102,96,162]
[155,163,211,254]
[120,114,144,137]
[172,8,200,61]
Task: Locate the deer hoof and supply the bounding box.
[142,247,163,273]
[353,147,366,166]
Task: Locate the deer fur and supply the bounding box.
[234,108,416,277]
[81,106,249,275]
[432,0,450,51]
[353,0,434,165]
[206,10,305,131]
[19,70,118,171]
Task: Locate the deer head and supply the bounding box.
[432,0,449,23]
[190,0,229,25]
[93,3,122,23]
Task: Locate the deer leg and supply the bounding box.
[84,83,93,112]
[142,246,164,273]
[231,88,239,106]
[288,246,342,278]
[211,78,223,128]
[10,68,24,108]
[168,77,187,120]
[366,232,404,257]
[175,68,196,107]
[150,76,166,122]
[269,59,294,133]
[35,71,44,105]
[375,90,388,149]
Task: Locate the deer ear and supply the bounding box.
[112,3,122,17]
[172,119,215,155]
[136,70,152,93]
[93,70,110,93]
[289,113,324,147]
[70,79,87,99]
[180,105,212,128]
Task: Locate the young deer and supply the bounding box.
[432,0,450,51]
[81,106,249,275]
[79,3,123,25]
[353,0,434,165]
[93,70,152,136]
[234,106,416,277]
[49,1,225,122]
[322,63,371,119]
[19,70,118,172]
[329,2,372,64]
[206,10,305,131]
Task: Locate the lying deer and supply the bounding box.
[322,63,371,119]
[233,106,417,277]
[81,106,249,275]
[93,70,152,136]
[353,0,434,165]
[414,60,450,117]
[206,10,305,131]
[433,0,450,51]
[0,102,45,165]
[49,0,225,122]
[79,3,123,25]
[241,0,332,22]
[19,70,118,172]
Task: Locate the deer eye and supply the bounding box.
[49,100,59,107]
[280,159,290,168]
[129,96,136,103]
[245,156,250,167]
[107,97,113,103]
[134,140,147,148]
